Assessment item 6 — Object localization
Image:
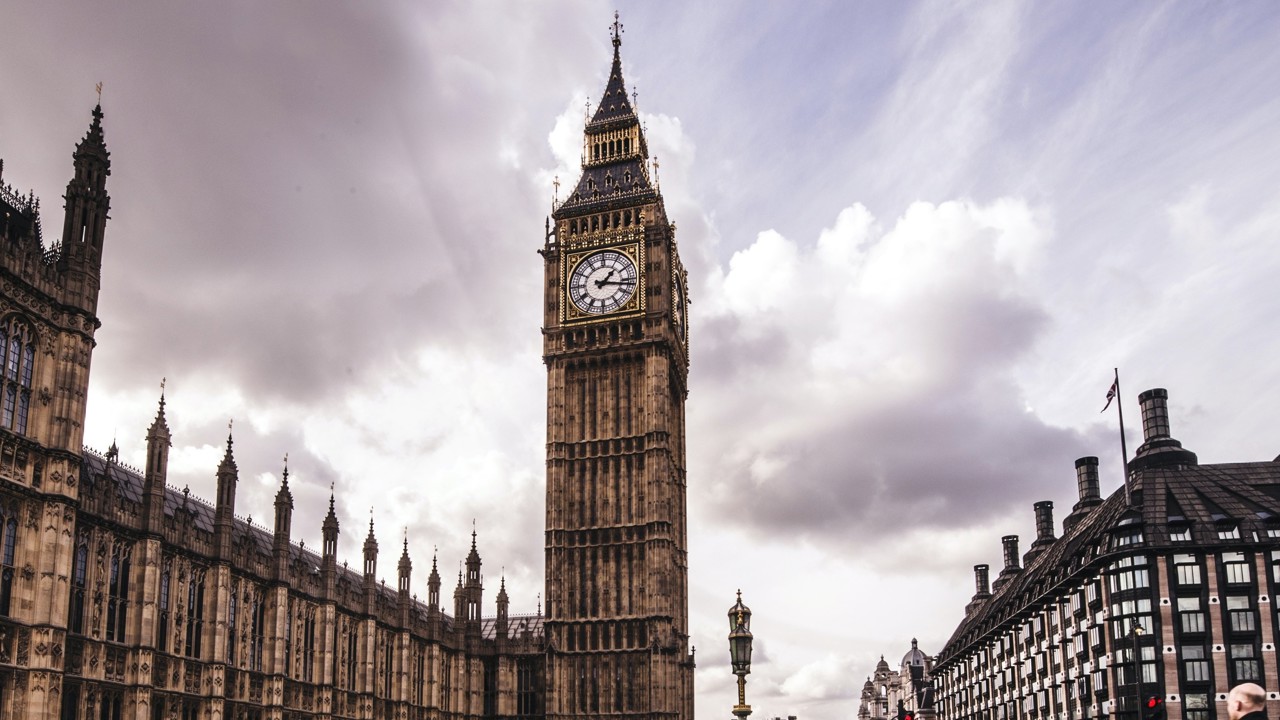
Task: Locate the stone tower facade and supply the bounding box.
[0,103,110,719]
[541,18,694,720]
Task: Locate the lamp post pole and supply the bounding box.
[728,590,754,720]
[1131,623,1145,720]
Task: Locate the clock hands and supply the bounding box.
[593,269,616,289]
[596,278,635,288]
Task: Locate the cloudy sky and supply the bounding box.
[4,1,1280,718]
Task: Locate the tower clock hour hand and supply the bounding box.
[593,269,617,288]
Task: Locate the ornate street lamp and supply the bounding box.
[1131,623,1144,720]
[728,590,753,720]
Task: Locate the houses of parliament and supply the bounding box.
[0,23,695,720]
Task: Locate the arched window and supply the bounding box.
[105,542,131,642]
[0,511,18,616]
[68,538,88,633]
[0,318,36,435]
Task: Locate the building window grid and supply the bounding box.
[1229,642,1261,682]
[1222,551,1252,584]
[1174,553,1203,586]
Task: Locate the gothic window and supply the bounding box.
[227,582,238,664]
[382,635,393,697]
[105,541,131,643]
[415,644,426,705]
[284,599,294,676]
[344,620,358,690]
[184,568,205,658]
[158,562,172,652]
[483,658,498,717]
[68,537,88,633]
[60,681,80,720]
[301,608,316,682]
[250,593,266,671]
[0,319,36,435]
[0,510,19,616]
[98,689,124,720]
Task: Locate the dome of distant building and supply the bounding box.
[902,638,927,668]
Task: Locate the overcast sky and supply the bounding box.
[4,2,1280,719]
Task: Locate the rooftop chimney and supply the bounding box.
[1063,457,1103,534]
[992,535,1021,592]
[1024,501,1056,565]
[973,564,990,598]
[964,563,992,616]
[1130,388,1197,472]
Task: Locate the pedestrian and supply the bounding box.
[1227,683,1268,720]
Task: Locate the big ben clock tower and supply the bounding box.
[541,15,694,720]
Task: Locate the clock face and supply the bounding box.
[673,276,686,341]
[568,250,638,315]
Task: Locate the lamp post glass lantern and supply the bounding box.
[728,590,753,720]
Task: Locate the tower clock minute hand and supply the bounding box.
[593,269,616,288]
[596,278,635,287]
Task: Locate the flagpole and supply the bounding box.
[1115,367,1131,505]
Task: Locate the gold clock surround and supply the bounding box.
[560,241,646,325]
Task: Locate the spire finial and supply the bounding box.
[328,482,336,513]
[611,10,623,49]
[226,418,234,449]
[160,376,166,403]
[95,82,103,105]
[281,452,289,486]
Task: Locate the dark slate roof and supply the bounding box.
[590,45,635,127]
[480,614,545,641]
[552,37,659,219]
[936,457,1280,665]
[555,158,657,217]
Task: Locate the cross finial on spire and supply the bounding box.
[611,11,623,48]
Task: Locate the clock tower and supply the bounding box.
[541,16,693,720]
